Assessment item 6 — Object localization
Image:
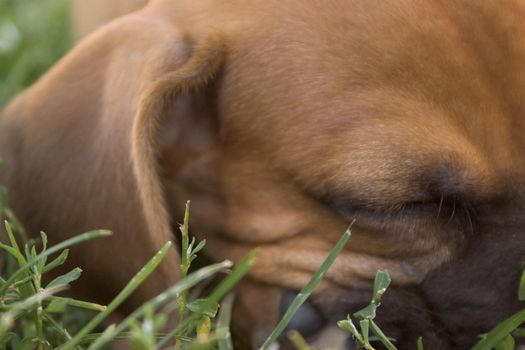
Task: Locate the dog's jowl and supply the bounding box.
[1,1,525,349]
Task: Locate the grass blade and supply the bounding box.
[471,309,525,350]
[287,330,314,350]
[519,269,525,301]
[46,267,82,289]
[2,221,26,266]
[0,286,66,334]
[338,317,364,343]
[187,299,219,318]
[369,320,397,350]
[217,293,235,350]
[57,241,173,350]
[416,336,424,350]
[46,296,106,312]
[0,229,111,297]
[258,226,352,350]
[86,260,233,350]
[494,334,515,350]
[157,250,257,347]
[372,270,391,304]
[42,249,69,274]
[360,319,370,345]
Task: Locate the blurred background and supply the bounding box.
[0,0,72,108]
[0,0,146,108]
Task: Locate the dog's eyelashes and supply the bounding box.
[391,197,479,232]
[317,191,476,230]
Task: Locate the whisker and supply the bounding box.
[465,204,474,234]
[468,202,479,218]
[436,194,444,219]
[448,199,456,223]
[400,202,407,216]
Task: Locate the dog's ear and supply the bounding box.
[0,10,224,309]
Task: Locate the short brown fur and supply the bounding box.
[2,1,525,348]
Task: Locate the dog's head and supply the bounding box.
[1,1,525,349]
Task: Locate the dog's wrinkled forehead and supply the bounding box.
[219,0,525,207]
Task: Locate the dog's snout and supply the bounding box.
[279,291,324,338]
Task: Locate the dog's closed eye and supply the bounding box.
[316,191,477,231]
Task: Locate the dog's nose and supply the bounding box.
[279,291,324,338]
[345,337,357,350]
[277,292,363,349]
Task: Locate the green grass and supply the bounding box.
[0,200,253,349]
[0,0,72,108]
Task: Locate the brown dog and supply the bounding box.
[2,1,525,349]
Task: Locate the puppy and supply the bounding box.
[1,1,525,349]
